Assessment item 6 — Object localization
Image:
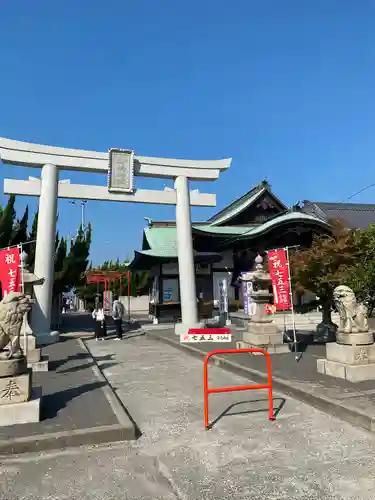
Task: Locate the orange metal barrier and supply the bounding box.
[203,348,276,429]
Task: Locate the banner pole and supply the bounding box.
[0,240,36,252]
[19,244,28,361]
[285,246,298,360]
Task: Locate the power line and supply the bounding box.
[346,183,375,202]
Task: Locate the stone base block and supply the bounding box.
[336,332,374,346]
[27,358,49,372]
[26,348,41,364]
[0,357,27,378]
[0,371,31,405]
[246,322,279,336]
[326,342,375,365]
[242,331,284,346]
[317,358,375,382]
[0,390,41,426]
[19,335,37,351]
[236,340,289,355]
[174,322,204,336]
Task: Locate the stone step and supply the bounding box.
[27,357,49,372]
[26,348,41,363]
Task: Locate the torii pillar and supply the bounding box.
[0,138,231,344]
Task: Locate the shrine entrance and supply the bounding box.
[0,137,231,344]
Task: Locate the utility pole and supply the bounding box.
[70,200,87,232]
[81,200,87,231]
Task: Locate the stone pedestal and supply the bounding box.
[19,336,49,372]
[0,359,41,426]
[238,320,289,354]
[317,339,375,383]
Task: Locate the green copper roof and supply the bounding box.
[208,181,288,226]
[193,225,254,235]
[209,188,266,226]
[143,227,177,255]
[141,212,329,254]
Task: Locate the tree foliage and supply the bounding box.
[345,223,375,315]
[0,197,92,298]
[53,224,92,296]
[75,258,149,309]
[0,196,29,249]
[289,219,357,320]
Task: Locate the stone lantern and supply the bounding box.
[237,254,289,354]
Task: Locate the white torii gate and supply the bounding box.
[0,137,231,344]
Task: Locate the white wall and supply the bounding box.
[119,295,149,313]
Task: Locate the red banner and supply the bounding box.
[0,248,21,298]
[267,249,291,310]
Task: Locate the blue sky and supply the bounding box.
[1,0,375,265]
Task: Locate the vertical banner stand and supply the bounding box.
[19,244,28,361]
[285,246,298,360]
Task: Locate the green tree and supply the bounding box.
[10,205,29,247]
[27,210,38,269]
[76,257,149,307]
[290,219,357,340]
[345,223,375,315]
[0,195,16,248]
[53,224,92,296]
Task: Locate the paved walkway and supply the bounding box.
[146,326,375,431]
[2,334,375,499]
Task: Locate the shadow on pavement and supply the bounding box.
[209,397,286,430]
[51,353,116,373]
[41,381,106,420]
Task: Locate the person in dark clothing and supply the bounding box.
[92,302,106,341]
[112,295,124,340]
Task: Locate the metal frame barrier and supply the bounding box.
[203,348,276,429]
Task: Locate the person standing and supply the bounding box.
[92,302,106,341]
[112,295,124,340]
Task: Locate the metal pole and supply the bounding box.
[81,202,84,230]
[81,201,87,231]
[285,246,298,360]
[127,270,131,322]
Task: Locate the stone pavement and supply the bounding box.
[0,337,136,454]
[3,334,375,498]
[147,327,375,432]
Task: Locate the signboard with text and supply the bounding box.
[181,328,231,343]
[242,275,254,316]
[108,148,134,193]
[218,279,228,314]
[0,248,21,298]
[267,248,291,311]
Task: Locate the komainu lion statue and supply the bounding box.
[0,292,32,360]
[333,285,369,334]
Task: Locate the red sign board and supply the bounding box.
[0,248,21,298]
[267,249,291,311]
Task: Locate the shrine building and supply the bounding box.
[128,180,375,321]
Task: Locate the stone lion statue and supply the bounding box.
[333,285,368,334]
[0,292,32,360]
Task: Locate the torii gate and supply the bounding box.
[0,137,231,345]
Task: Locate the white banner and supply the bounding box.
[181,333,232,343]
[218,279,228,314]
